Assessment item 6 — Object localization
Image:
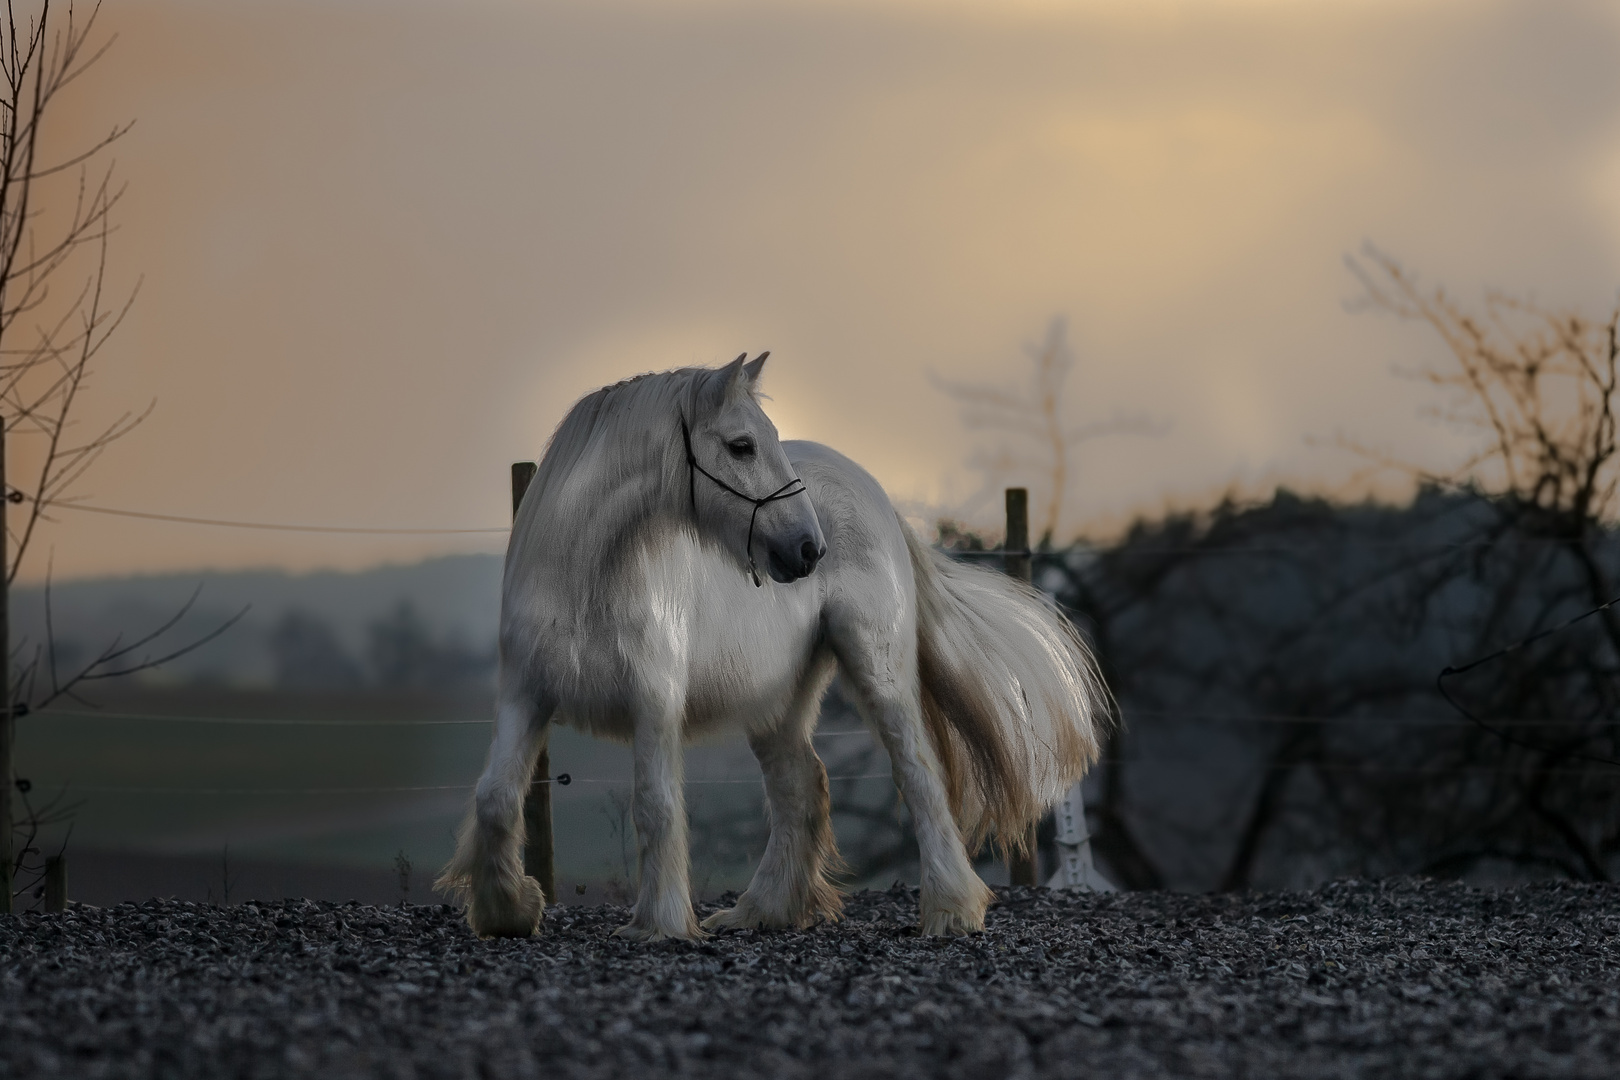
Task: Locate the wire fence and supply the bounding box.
[24,706,1604,731]
[54,502,510,535]
[48,498,1612,554]
[18,701,1613,800]
[30,763,1615,797]
[17,497,1616,809]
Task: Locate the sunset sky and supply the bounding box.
[18,0,1620,580]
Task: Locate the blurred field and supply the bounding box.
[11,684,900,906]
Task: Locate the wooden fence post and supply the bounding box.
[512,462,556,904]
[1004,488,1041,887]
[43,855,64,912]
[1001,485,1116,894]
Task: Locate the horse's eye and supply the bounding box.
[727,439,755,458]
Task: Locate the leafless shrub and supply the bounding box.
[932,317,1162,545]
[2,3,241,912]
[1048,251,1620,889]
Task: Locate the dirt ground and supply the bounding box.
[3,878,1617,1079]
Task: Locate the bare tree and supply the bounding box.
[1344,246,1620,880]
[1083,252,1620,890]
[1026,249,1620,891]
[1,2,236,913]
[1346,244,1620,693]
[1347,246,1618,524]
[932,317,1160,545]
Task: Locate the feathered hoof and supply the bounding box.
[702,890,843,932]
[701,900,794,932]
[614,918,706,943]
[466,874,545,939]
[696,906,777,932]
[918,880,991,936]
[918,905,984,936]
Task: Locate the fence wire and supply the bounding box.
[54,502,509,535]
[20,501,1617,810]
[47,498,1603,554]
[22,707,1605,731]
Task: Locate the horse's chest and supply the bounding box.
[673,566,822,725]
[680,588,819,725]
[542,542,821,730]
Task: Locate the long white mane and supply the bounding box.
[504,368,727,608]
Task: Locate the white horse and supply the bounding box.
[439,354,1110,940]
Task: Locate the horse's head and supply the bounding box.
[686,353,826,585]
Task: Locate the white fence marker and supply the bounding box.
[1047,781,1116,891]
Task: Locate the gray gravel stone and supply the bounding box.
[2,878,1617,1078]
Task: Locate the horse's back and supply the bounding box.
[783,440,906,551]
[783,439,918,638]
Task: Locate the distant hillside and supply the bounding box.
[10,554,504,689]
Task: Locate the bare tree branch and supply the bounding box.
[934,317,1165,544]
[0,3,242,908]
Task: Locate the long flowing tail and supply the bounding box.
[903,520,1113,853]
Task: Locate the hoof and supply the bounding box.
[467,874,545,938]
[701,897,825,932]
[614,919,705,943]
[702,881,845,932]
[918,879,991,936]
[699,905,755,932]
[700,903,779,932]
[918,907,983,936]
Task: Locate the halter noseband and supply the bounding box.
[681,417,808,587]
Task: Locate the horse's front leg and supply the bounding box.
[616,695,702,941]
[437,687,553,938]
[703,650,843,931]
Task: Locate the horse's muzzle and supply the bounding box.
[767,537,827,583]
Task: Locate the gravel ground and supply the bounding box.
[2,878,1618,1079]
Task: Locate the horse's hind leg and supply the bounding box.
[832,628,991,936]
[436,685,552,938]
[703,651,843,931]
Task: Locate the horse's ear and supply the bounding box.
[743,351,769,386]
[718,351,762,404]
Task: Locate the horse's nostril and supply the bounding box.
[800,539,819,566]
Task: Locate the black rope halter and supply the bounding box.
[681,417,808,587]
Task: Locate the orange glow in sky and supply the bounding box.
[16,0,1620,579]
